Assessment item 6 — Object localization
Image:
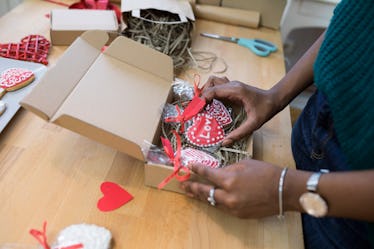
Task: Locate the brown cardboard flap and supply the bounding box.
[51,49,172,158]
[21,31,108,120]
[54,114,145,161]
[104,34,173,82]
[22,30,173,162]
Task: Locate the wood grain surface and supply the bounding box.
[0,1,303,248]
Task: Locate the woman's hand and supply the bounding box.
[202,76,281,146]
[180,159,282,219]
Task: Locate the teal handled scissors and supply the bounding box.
[200,32,277,57]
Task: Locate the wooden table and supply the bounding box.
[0,1,303,248]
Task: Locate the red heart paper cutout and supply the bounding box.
[181,148,220,168]
[205,99,232,126]
[186,113,225,147]
[0,35,50,65]
[97,182,133,212]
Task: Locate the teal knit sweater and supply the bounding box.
[314,0,374,171]
[314,0,374,245]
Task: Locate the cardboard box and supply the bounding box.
[50,9,119,46]
[21,31,252,193]
[222,0,287,29]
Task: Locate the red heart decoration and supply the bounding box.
[205,99,232,126]
[0,35,50,65]
[186,113,225,147]
[97,182,133,212]
[181,148,220,168]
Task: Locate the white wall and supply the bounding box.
[0,0,23,17]
[281,0,339,42]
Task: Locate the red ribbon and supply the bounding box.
[30,221,83,249]
[164,96,206,133]
[193,74,202,98]
[164,74,206,132]
[158,132,190,189]
[30,222,50,249]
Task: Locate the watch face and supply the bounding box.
[299,192,328,218]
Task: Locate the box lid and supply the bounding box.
[21,30,173,161]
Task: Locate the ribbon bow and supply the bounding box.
[164,75,206,133]
[30,221,83,249]
[158,132,190,189]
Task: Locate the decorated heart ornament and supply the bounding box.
[205,99,232,126]
[181,148,220,168]
[97,182,133,212]
[186,113,225,147]
[0,35,50,65]
[0,67,35,92]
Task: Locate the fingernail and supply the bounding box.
[222,139,231,147]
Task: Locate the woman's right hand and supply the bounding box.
[202,76,281,146]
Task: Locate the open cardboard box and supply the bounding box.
[21,30,252,193]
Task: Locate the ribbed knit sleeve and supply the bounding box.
[314,0,374,170]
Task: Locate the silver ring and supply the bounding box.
[207,187,216,206]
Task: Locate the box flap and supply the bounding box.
[104,34,174,82]
[40,31,173,161]
[121,0,195,21]
[21,31,108,120]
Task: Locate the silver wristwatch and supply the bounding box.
[299,169,329,217]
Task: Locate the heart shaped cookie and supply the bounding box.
[186,113,225,147]
[205,99,232,126]
[97,182,133,212]
[181,147,220,168]
[0,68,35,93]
[0,35,50,65]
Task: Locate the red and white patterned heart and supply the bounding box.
[205,99,232,126]
[0,35,50,65]
[0,68,34,92]
[186,113,225,147]
[181,147,220,168]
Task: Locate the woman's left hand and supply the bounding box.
[180,159,282,218]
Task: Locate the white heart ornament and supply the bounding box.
[181,147,220,168]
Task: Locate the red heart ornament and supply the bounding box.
[0,35,50,65]
[97,182,133,212]
[186,113,225,147]
[181,148,220,168]
[205,99,233,126]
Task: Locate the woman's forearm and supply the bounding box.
[284,168,374,221]
[270,31,326,111]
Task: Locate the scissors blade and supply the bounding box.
[200,33,238,43]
